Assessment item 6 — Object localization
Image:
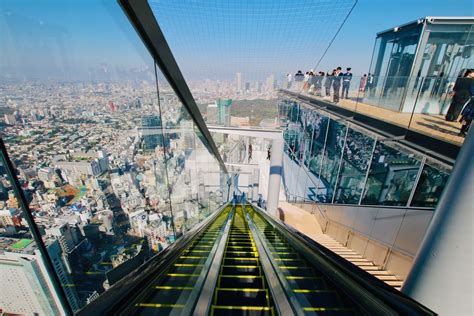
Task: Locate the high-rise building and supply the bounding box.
[236,72,242,92]
[216,99,232,127]
[266,74,275,91]
[139,115,163,151]
[206,103,218,124]
[0,237,79,314]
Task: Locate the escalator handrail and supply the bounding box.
[248,203,436,315]
[192,207,234,315]
[76,202,230,316]
[243,204,302,316]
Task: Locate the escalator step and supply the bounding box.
[215,288,269,306]
[270,252,298,259]
[172,265,203,274]
[293,290,341,308]
[224,258,259,265]
[286,276,327,289]
[178,256,207,264]
[302,307,355,315]
[140,288,192,305]
[225,251,258,258]
[219,275,264,288]
[211,305,273,316]
[222,265,260,276]
[279,266,316,277]
[160,274,199,287]
[134,304,183,316]
[226,246,256,252]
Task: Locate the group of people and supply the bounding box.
[288,67,356,104]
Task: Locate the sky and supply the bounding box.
[0,0,473,82]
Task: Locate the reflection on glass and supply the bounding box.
[334,128,375,204]
[317,119,347,202]
[410,161,450,207]
[362,142,421,206]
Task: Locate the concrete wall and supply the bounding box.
[293,202,433,281]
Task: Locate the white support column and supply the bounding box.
[252,168,259,202]
[267,138,284,217]
[402,129,474,315]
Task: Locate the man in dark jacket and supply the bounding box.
[325,70,334,97]
[446,69,474,121]
[332,67,343,103]
[341,67,353,99]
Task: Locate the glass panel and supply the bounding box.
[361,142,422,206]
[317,119,347,202]
[0,2,229,312]
[410,160,450,207]
[334,127,376,204]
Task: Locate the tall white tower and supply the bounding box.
[236,72,242,93]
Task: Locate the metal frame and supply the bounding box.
[0,139,73,315]
[118,0,227,174]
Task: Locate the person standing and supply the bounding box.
[341,67,352,99]
[248,143,253,161]
[267,146,271,160]
[446,69,474,121]
[303,72,310,91]
[324,70,334,97]
[316,72,325,96]
[459,81,474,136]
[332,67,343,103]
[294,70,304,91]
[359,74,367,92]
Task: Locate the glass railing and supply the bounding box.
[278,98,452,209]
[280,74,471,146]
[0,1,229,314]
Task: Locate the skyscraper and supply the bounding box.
[236,72,242,93]
[266,74,275,92]
[0,237,79,314]
[216,99,232,127]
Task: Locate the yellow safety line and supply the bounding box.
[217,288,266,292]
[136,303,185,308]
[286,276,320,279]
[293,289,336,293]
[180,256,205,259]
[166,273,200,277]
[279,266,309,270]
[174,263,203,267]
[303,307,353,311]
[155,286,193,290]
[211,305,271,311]
[222,265,259,269]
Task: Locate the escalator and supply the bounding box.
[127,206,233,315]
[247,205,356,314]
[210,205,275,315]
[79,203,433,316]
